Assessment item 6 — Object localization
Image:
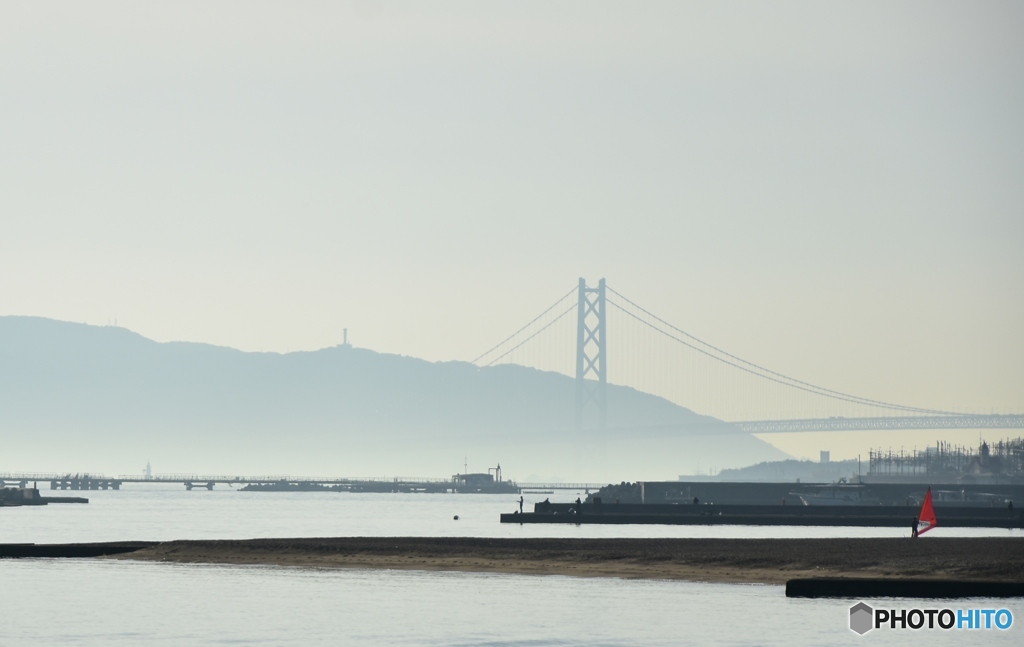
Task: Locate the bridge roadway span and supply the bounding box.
[730,414,1024,434]
[580,414,1024,436]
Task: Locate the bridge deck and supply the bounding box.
[731,414,1024,434]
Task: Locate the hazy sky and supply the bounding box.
[2,2,1022,459]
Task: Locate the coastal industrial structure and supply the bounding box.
[688,437,1024,485]
[867,438,1024,484]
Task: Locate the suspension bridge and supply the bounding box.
[470,278,1023,435]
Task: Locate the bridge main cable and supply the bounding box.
[470,285,577,365]
[605,285,958,416]
[478,305,576,367]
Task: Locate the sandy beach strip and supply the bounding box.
[114,537,1024,584]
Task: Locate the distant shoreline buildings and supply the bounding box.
[681,437,1024,485]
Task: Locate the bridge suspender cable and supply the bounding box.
[478,305,576,367]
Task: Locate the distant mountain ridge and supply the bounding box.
[0,316,787,480]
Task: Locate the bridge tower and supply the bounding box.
[575,278,607,431]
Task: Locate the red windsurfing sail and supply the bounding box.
[918,488,938,535]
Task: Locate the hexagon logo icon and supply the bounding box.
[850,602,874,635]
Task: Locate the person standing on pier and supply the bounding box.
[575,497,582,515]
[519,495,524,514]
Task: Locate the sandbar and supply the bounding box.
[115,537,1024,584]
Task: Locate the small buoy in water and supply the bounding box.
[453,515,459,520]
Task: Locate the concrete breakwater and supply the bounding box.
[0,542,157,558]
[502,501,1024,528]
[591,481,1024,506]
[1,487,88,506]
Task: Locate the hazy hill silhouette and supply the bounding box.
[0,316,787,480]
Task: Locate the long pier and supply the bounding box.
[2,474,122,491]
[0,472,605,493]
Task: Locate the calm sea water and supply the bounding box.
[2,486,1021,645]
[3,484,1017,543]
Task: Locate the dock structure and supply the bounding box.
[52,476,121,490]
[2,472,588,494]
[155,473,527,493]
[1,473,121,491]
